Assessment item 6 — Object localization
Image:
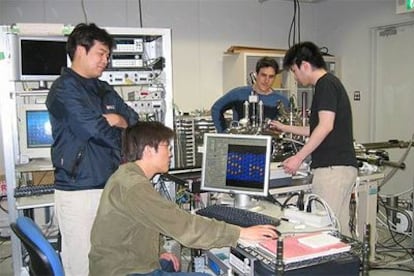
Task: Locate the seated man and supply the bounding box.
[211,56,289,133]
[89,121,277,276]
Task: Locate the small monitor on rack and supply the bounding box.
[18,103,53,161]
[11,35,69,88]
[201,133,272,208]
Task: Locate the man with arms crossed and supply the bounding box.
[47,23,139,276]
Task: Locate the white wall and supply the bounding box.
[315,0,414,142]
[1,0,413,142]
[0,0,317,112]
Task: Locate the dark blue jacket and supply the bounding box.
[46,68,139,191]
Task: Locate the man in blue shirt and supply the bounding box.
[211,57,289,133]
[46,23,139,276]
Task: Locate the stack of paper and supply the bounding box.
[258,232,351,264]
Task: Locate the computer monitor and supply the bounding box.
[10,34,69,88]
[18,103,53,161]
[201,133,272,208]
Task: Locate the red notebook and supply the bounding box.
[258,232,351,264]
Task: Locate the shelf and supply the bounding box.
[15,158,53,173]
[15,194,54,210]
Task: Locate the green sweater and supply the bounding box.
[89,162,240,275]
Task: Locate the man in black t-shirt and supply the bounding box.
[269,42,357,236]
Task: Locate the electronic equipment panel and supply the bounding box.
[101,35,162,86]
[201,134,271,200]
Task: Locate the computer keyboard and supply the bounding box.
[196,205,280,227]
[14,184,55,198]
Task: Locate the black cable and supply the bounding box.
[138,0,143,28]
[263,194,283,207]
[377,229,410,247]
[81,0,88,24]
[296,0,301,43]
[0,255,12,264]
[281,192,300,210]
[349,195,357,236]
[293,0,296,45]
[305,197,325,213]
[0,195,8,214]
[378,196,414,260]
[288,1,296,48]
[385,205,413,236]
[319,46,329,55]
[288,0,301,48]
[0,239,11,262]
[0,235,10,241]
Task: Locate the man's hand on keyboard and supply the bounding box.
[240,225,278,241]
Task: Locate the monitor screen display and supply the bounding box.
[18,104,53,160]
[26,110,53,148]
[201,133,271,197]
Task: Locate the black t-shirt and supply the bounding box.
[309,73,358,169]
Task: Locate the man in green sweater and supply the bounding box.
[89,121,277,275]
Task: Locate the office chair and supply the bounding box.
[10,216,64,276]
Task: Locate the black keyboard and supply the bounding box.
[14,184,55,198]
[196,205,280,227]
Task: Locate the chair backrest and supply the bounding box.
[10,216,64,276]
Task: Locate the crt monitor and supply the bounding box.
[18,104,53,161]
[201,133,272,208]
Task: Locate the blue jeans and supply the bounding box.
[128,259,210,276]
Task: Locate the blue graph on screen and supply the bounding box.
[26,110,53,147]
[226,145,266,188]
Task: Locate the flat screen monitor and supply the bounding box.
[201,133,272,208]
[18,104,53,161]
[11,35,68,83]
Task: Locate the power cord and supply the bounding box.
[378,196,414,260]
[281,192,301,210]
[263,194,283,208]
[288,0,301,48]
[304,193,340,231]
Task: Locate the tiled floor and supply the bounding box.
[1,239,14,276]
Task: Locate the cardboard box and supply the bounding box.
[226,45,286,55]
[32,171,54,185]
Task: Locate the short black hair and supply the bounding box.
[283,41,327,71]
[255,57,279,74]
[122,121,175,162]
[66,23,114,61]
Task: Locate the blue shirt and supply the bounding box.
[211,86,289,132]
[46,68,139,191]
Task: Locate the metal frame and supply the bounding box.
[1,24,173,276]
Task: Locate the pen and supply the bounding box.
[281,217,301,224]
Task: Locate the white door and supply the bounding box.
[372,21,414,196]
